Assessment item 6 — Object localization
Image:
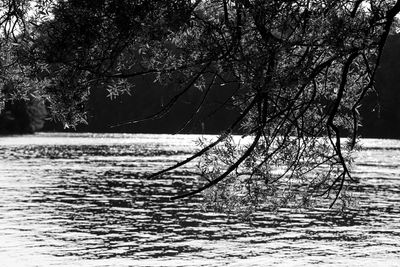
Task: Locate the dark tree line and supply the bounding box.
[360,34,400,138]
[39,34,400,139]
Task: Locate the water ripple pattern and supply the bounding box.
[0,133,399,266]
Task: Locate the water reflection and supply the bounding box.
[0,133,399,266]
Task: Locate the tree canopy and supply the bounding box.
[1,0,400,213]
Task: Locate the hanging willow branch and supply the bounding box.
[3,0,400,211]
[145,1,400,209]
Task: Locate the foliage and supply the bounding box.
[1,0,400,213]
[0,97,47,134]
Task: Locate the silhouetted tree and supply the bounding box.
[2,0,400,212]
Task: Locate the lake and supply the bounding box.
[0,133,399,266]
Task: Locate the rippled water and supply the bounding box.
[0,133,399,267]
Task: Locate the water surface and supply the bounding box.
[0,133,399,266]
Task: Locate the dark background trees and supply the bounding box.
[38,32,400,138]
[360,34,400,139]
[2,33,400,138]
[0,98,46,134]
